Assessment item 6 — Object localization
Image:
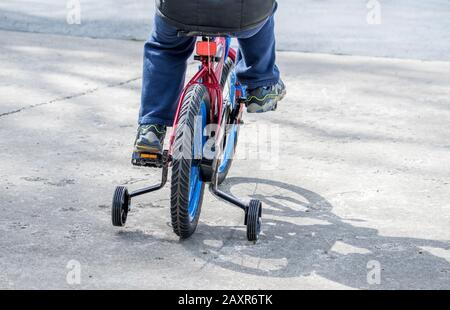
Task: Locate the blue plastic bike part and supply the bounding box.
[188,100,207,221]
[224,37,231,60]
[218,71,238,174]
[236,83,247,99]
[218,123,238,174]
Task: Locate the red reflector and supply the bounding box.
[196,41,217,57]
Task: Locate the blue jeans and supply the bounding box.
[139,13,280,126]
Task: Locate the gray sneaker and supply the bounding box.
[245,79,286,113]
[133,124,166,154]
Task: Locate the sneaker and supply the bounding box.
[245,79,286,113]
[133,124,166,154]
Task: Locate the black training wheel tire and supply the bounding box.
[112,186,130,227]
[246,199,262,242]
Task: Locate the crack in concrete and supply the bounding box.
[0,77,141,119]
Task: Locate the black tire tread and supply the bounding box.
[246,199,262,241]
[170,84,209,239]
[112,186,129,227]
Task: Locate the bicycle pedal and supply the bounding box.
[132,152,164,168]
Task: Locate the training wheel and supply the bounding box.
[246,199,262,242]
[112,186,130,227]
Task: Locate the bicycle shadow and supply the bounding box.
[183,177,450,289]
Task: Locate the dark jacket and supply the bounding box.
[156,0,276,35]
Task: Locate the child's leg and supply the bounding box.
[139,14,196,126]
[235,15,280,90]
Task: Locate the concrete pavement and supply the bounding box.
[1,0,450,61]
[0,29,449,289]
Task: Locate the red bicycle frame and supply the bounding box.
[169,37,237,155]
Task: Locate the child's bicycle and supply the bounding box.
[111,35,262,242]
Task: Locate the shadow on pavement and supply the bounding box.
[181,177,450,289]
